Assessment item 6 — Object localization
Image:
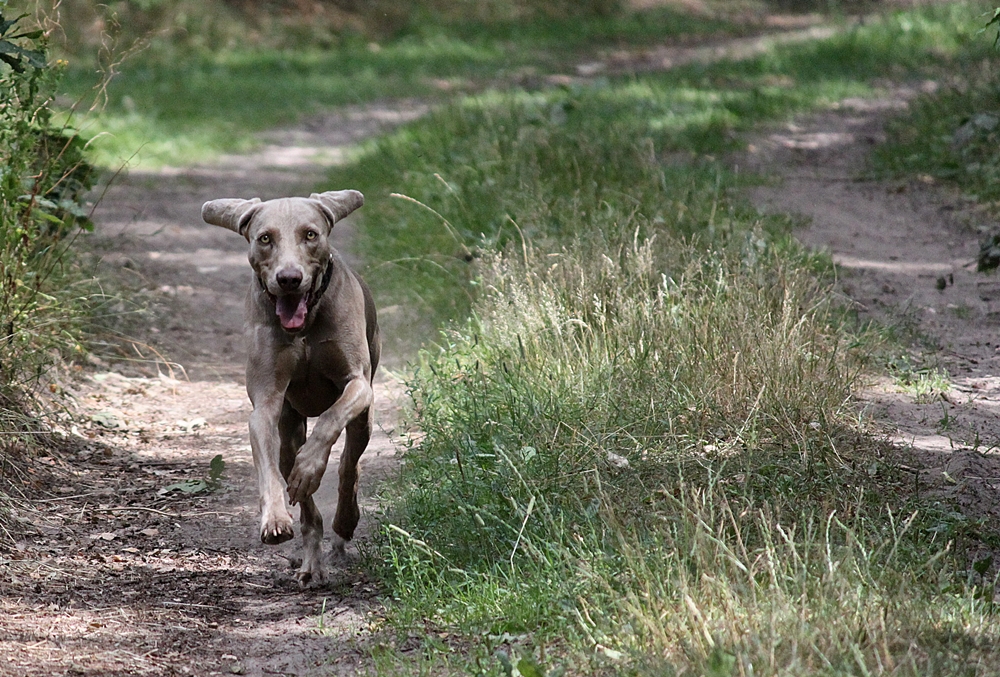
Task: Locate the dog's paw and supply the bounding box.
[330,533,349,560]
[296,560,327,588]
[260,509,295,545]
[329,533,358,566]
[286,454,327,505]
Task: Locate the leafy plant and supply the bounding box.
[0,7,98,527]
[0,10,45,72]
[158,454,226,496]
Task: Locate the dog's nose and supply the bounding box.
[276,268,303,291]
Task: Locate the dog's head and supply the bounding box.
[201,190,364,333]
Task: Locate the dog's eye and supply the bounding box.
[258,234,271,245]
[305,230,318,241]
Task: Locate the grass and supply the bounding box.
[57,0,991,170]
[55,6,737,169]
[888,356,953,403]
[873,65,1000,207]
[866,6,1000,205]
[331,1,995,359]
[0,16,109,540]
[317,2,1000,673]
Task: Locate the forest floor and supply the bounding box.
[4,23,1000,677]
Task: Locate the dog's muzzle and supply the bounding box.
[260,257,334,333]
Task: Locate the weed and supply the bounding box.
[888,355,952,403]
[0,9,103,538]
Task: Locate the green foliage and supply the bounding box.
[373,223,1000,673]
[157,454,227,496]
[866,3,1000,201]
[335,87,831,358]
[874,70,1000,205]
[333,2,996,362]
[0,10,95,450]
[54,5,734,168]
[0,11,45,72]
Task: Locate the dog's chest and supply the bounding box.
[281,340,349,417]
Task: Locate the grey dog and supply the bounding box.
[202,190,379,585]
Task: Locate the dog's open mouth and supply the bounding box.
[274,293,310,332]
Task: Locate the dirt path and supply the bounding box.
[743,87,1000,541]
[1,102,424,677]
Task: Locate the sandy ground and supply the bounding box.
[5,26,1000,677]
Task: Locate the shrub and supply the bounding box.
[0,10,96,509]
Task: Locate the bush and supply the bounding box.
[0,11,96,499]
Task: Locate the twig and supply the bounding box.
[97,506,181,518]
[34,491,110,503]
[161,601,226,610]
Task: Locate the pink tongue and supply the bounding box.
[276,295,308,331]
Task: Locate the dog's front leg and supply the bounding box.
[249,393,295,544]
[286,375,373,506]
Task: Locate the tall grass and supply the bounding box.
[342,2,1000,673]
[373,226,1000,674]
[334,1,996,358]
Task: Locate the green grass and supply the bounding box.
[59,0,991,169]
[873,66,1000,206]
[323,2,1000,674]
[332,1,995,359]
[864,5,1000,203]
[57,7,736,168]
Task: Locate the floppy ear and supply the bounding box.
[201,198,262,239]
[309,190,364,227]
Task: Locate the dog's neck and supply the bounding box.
[308,255,335,310]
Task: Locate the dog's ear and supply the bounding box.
[309,190,364,228]
[201,198,262,239]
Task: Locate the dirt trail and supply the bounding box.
[744,87,1000,536]
[1,103,424,677]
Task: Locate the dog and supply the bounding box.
[201,190,379,585]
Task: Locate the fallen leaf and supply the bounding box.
[158,479,210,495]
[91,411,126,430]
[177,417,207,433]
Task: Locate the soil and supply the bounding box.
[5,25,1000,677]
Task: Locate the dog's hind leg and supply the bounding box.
[279,403,325,586]
[331,407,371,552]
